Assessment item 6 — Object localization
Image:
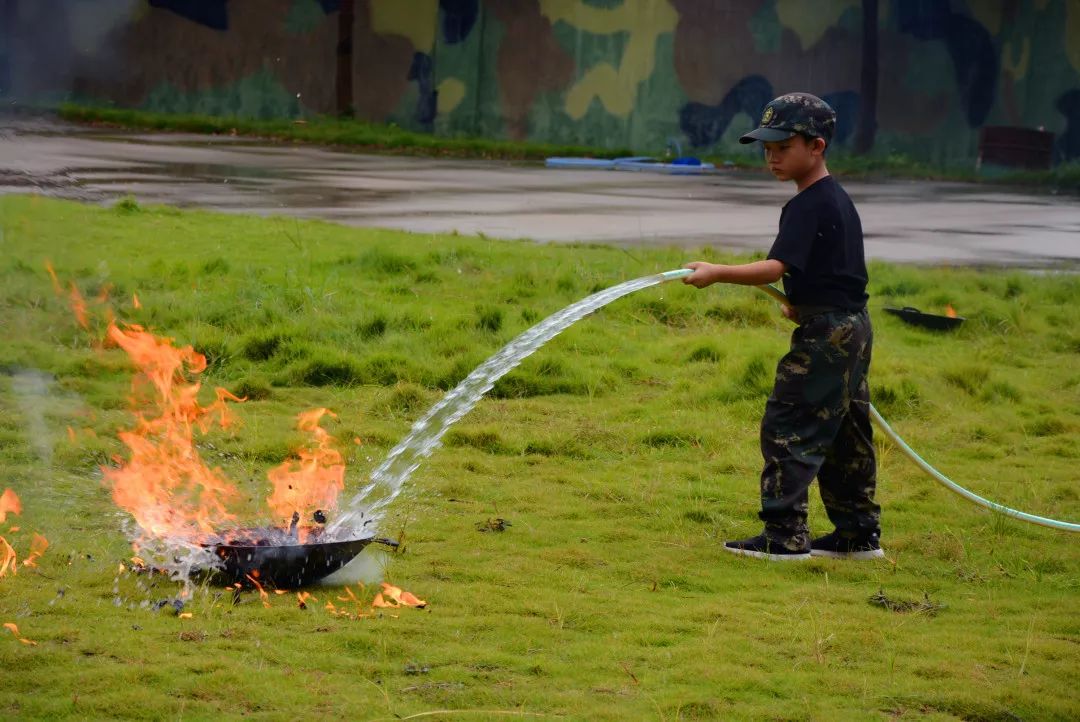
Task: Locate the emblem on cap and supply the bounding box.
[761,106,774,125]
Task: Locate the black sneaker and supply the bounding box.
[723,534,811,561]
[810,531,884,560]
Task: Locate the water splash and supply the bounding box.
[328,269,690,537]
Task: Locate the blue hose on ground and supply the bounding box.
[660,268,1079,533]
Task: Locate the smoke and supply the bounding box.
[10,368,57,465]
[319,548,387,586]
[1,0,143,105]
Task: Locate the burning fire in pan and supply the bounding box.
[103,320,366,581]
[48,268,398,589]
[103,321,345,546]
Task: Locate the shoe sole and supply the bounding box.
[810,548,885,560]
[723,545,811,562]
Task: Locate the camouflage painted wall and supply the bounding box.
[2,0,1078,165]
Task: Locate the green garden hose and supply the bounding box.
[663,268,1079,533]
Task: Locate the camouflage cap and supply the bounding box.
[739,93,836,145]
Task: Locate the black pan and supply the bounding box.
[205,535,399,588]
[884,306,965,331]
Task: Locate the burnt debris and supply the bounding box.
[475,517,511,533]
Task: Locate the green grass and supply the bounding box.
[57,104,634,162]
[1,194,1078,720]
[57,104,1080,192]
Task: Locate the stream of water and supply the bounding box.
[327,269,690,537]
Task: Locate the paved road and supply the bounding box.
[2,116,1078,267]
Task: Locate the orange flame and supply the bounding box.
[3,622,37,646]
[0,489,21,524]
[0,489,41,579]
[22,534,49,568]
[322,582,425,619]
[945,304,958,318]
[266,409,345,525]
[69,283,89,330]
[103,323,242,541]
[44,261,63,295]
[103,321,349,545]
[49,270,352,554]
[379,582,427,608]
[0,537,15,578]
[47,263,118,337]
[246,574,271,608]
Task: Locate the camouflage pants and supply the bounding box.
[759,308,879,550]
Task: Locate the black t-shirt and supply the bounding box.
[767,175,868,310]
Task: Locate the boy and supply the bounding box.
[682,92,882,561]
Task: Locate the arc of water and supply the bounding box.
[327,269,691,535]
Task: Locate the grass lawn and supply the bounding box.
[0,194,1077,720]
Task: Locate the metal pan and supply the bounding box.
[206,535,399,588]
[884,306,965,331]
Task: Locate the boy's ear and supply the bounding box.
[812,137,827,155]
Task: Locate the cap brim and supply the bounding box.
[738,127,797,144]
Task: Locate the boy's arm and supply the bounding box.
[681,259,786,288]
[683,259,797,321]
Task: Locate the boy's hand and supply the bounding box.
[780,304,799,323]
[682,259,785,288]
[682,262,719,288]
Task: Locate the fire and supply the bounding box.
[326,582,426,619]
[267,409,345,525]
[44,261,63,295]
[48,266,367,581]
[373,582,427,609]
[0,488,21,522]
[3,622,37,646]
[0,489,48,578]
[103,322,242,541]
[246,574,271,607]
[98,320,353,547]
[22,534,49,568]
[0,487,49,578]
[0,537,15,578]
[217,581,424,617]
[945,304,958,318]
[69,283,90,330]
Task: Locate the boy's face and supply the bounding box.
[762,136,825,182]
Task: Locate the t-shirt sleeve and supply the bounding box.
[767,202,818,273]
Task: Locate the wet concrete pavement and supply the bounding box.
[2,116,1078,267]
